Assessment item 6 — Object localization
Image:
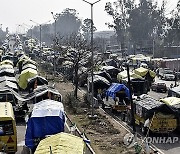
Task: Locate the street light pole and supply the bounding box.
[30,20,50,55]
[83,0,101,117]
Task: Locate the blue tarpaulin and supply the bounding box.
[106,83,130,99]
[25,99,65,149]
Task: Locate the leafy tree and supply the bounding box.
[165,0,180,46]
[56,8,81,38]
[105,0,133,51]
[63,33,90,98]
[81,18,97,42]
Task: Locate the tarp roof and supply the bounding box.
[134,67,156,78]
[18,68,38,89]
[0,80,18,91]
[35,133,84,154]
[106,83,130,99]
[25,85,61,101]
[160,97,180,108]
[87,75,110,85]
[31,99,64,118]
[22,64,37,71]
[0,76,17,83]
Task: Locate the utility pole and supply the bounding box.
[126,63,136,133]
[51,12,59,77]
[82,0,101,117]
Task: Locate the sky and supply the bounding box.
[0,0,178,33]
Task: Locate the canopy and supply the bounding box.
[134,67,156,78]
[18,68,38,89]
[35,133,84,154]
[106,83,130,99]
[25,99,65,149]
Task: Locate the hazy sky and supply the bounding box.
[0,0,178,33]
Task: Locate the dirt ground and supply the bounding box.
[54,81,136,154]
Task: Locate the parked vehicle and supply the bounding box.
[0,102,17,153]
[151,82,167,93]
[158,68,175,80]
[127,94,177,134]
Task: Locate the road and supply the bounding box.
[16,76,180,154]
[148,77,180,154]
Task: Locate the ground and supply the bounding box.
[54,81,136,154]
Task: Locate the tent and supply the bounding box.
[25,99,65,150]
[35,132,85,154]
[106,83,130,99]
[18,68,38,89]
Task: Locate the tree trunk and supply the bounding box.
[74,63,79,99]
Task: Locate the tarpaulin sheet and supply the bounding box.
[35,133,84,154]
[106,83,130,99]
[25,99,65,149]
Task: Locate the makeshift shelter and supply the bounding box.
[18,68,38,90]
[101,66,121,80]
[0,80,18,92]
[94,71,112,83]
[23,59,37,66]
[117,70,143,82]
[106,83,130,100]
[0,64,13,69]
[25,85,62,103]
[134,67,156,88]
[134,67,156,79]
[34,132,85,154]
[25,99,65,150]
[160,97,180,109]
[0,60,14,66]
[87,75,110,97]
[0,68,15,77]
[0,76,17,83]
[27,75,48,91]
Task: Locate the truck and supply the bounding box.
[127,94,177,135]
[158,68,175,80]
